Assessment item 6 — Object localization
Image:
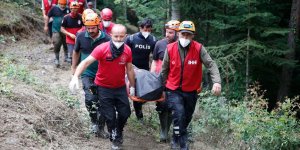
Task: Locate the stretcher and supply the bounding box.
[128,93,165,103]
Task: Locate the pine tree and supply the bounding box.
[179,0,292,100]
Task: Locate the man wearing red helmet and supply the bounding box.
[99,8,115,36]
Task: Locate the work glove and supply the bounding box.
[129,87,135,96]
[69,76,79,94]
[211,83,221,96]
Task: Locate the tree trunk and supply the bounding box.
[167,0,170,21]
[204,1,210,45]
[123,0,127,20]
[171,0,180,20]
[277,0,300,101]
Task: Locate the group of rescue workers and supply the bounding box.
[42,0,222,149]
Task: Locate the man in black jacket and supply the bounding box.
[125,18,157,122]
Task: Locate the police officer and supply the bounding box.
[125,18,157,122]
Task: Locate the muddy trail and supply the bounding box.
[0,35,217,150]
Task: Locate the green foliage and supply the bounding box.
[127,106,161,142]
[181,0,293,100]
[232,86,300,149]
[0,55,36,84]
[54,88,80,109]
[0,81,13,96]
[126,0,168,38]
[195,91,230,131]
[0,54,79,109]
[195,84,300,149]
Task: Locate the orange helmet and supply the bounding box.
[82,9,95,24]
[84,13,100,26]
[58,0,67,5]
[70,1,80,9]
[165,20,180,31]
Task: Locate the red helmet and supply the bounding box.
[100,8,113,20]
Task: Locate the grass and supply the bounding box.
[127,107,161,140]
[0,3,23,26]
[193,85,300,150]
[54,88,81,109]
[0,54,80,109]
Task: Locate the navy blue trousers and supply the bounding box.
[97,85,131,143]
[166,89,198,148]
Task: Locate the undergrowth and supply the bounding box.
[127,82,300,149]
[127,106,160,140]
[195,83,300,149]
[0,54,80,109]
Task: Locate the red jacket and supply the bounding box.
[99,22,115,36]
[91,42,133,88]
[43,0,57,15]
[166,41,202,92]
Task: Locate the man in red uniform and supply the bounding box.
[61,1,83,63]
[42,0,58,39]
[67,0,85,14]
[99,8,115,36]
[161,21,222,150]
[69,24,135,150]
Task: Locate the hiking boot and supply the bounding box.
[66,57,72,64]
[64,55,68,62]
[111,141,121,150]
[90,123,99,134]
[171,138,180,150]
[180,147,189,150]
[159,111,171,143]
[96,128,109,139]
[54,59,60,68]
[137,117,144,125]
[160,139,167,143]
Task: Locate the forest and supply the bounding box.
[101,0,300,104]
[67,0,300,149]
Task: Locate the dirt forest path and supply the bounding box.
[0,37,217,150]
